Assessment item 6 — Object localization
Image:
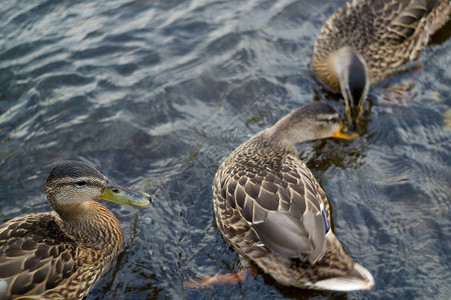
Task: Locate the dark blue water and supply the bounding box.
[1,0,450,299]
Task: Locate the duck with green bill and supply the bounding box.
[0,161,151,299]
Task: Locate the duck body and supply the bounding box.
[213,102,374,291]
[0,161,151,299]
[0,206,121,299]
[313,0,451,122]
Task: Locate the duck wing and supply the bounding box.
[222,156,329,264]
[0,213,83,297]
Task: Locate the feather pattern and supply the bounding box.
[312,0,450,123]
[313,0,450,89]
[212,102,374,290]
[0,161,150,299]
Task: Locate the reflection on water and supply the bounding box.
[1,0,450,299]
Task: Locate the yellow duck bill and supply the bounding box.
[330,124,359,140]
[100,182,151,207]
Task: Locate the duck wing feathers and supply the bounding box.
[315,0,450,80]
[0,213,95,298]
[217,154,330,264]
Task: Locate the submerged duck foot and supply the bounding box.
[184,267,258,289]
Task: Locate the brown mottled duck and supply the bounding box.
[212,102,374,291]
[0,161,151,299]
[313,0,451,124]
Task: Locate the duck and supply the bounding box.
[0,161,151,299]
[312,0,451,124]
[212,102,374,291]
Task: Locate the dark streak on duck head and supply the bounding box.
[336,48,369,125]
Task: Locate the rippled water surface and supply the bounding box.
[1,0,450,299]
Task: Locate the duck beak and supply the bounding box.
[99,182,151,207]
[331,124,359,140]
[345,105,363,125]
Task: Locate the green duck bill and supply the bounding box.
[100,182,151,207]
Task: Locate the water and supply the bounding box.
[1,0,450,299]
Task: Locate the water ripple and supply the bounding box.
[0,0,450,299]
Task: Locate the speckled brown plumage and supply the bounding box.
[313,0,450,123]
[313,0,450,89]
[213,102,374,291]
[0,161,151,299]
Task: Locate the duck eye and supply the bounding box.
[328,117,338,124]
[76,180,87,187]
[324,117,335,124]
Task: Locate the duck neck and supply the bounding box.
[56,201,124,255]
[262,128,296,154]
[265,111,316,152]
